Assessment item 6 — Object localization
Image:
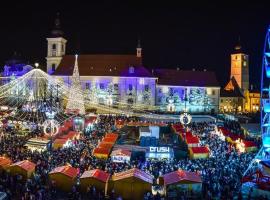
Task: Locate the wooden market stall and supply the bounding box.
[186,136,200,147]
[9,160,36,179]
[80,169,110,193]
[110,149,132,163]
[108,168,153,200]
[159,169,202,198]
[0,157,12,172]
[93,147,111,159]
[189,147,210,159]
[49,165,79,191]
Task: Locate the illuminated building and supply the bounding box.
[220,76,244,113]
[244,86,260,113]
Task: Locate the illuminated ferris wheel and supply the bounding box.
[261,25,270,151]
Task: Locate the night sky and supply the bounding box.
[0,1,269,87]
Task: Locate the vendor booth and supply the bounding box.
[159,170,202,198]
[146,146,174,160]
[243,141,258,152]
[9,160,36,179]
[25,137,51,152]
[111,149,131,163]
[53,138,71,150]
[189,147,210,159]
[93,147,111,159]
[80,169,110,193]
[186,136,200,147]
[49,165,79,191]
[109,168,153,200]
[0,157,12,172]
[139,126,160,139]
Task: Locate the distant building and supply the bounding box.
[46,15,220,113]
[220,42,260,113]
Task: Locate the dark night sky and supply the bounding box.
[0,1,269,87]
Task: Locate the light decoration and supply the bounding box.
[180,112,192,125]
[42,111,59,137]
[235,139,245,153]
[66,55,85,115]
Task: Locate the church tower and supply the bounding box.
[46,13,67,74]
[230,40,249,91]
[136,39,142,58]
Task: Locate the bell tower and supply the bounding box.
[230,39,249,91]
[46,13,67,74]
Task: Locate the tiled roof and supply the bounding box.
[80,169,110,182]
[49,165,78,178]
[112,168,153,184]
[52,54,153,77]
[221,76,244,98]
[190,147,210,154]
[154,69,219,87]
[162,170,202,185]
[11,160,36,171]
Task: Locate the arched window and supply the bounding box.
[52,44,56,50]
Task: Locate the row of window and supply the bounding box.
[85,83,150,91]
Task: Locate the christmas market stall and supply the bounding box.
[25,137,51,152]
[159,169,202,198]
[93,147,111,159]
[185,136,200,147]
[9,160,36,179]
[49,165,79,191]
[0,157,12,172]
[110,149,131,163]
[189,147,210,159]
[80,169,110,193]
[243,141,258,152]
[108,168,153,200]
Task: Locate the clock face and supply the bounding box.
[180,113,192,125]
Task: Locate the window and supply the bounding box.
[128,84,133,91]
[52,64,56,72]
[221,99,223,103]
[144,85,149,92]
[129,66,134,74]
[100,83,104,89]
[212,90,216,95]
[61,44,64,52]
[85,83,90,89]
[52,44,56,50]
[114,84,118,90]
[243,61,247,66]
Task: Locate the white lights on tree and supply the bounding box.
[66,55,85,115]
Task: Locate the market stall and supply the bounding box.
[25,137,51,152]
[109,168,153,200]
[146,146,174,160]
[52,138,71,150]
[9,160,36,179]
[0,157,12,172]
[111,149,131,163]
[93,147,111,159]
[80,169,110,193]
[49,165,79,191]
[186,136,200,147]
[243,141,258,152]
[189,147,210,159]
[159,169,202,198]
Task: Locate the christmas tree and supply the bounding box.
[66,55,85,115]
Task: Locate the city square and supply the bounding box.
[0,2,269,200]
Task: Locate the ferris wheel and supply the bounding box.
[261,25,270,151]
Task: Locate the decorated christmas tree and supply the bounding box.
[66,55,85,115]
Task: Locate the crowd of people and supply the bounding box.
[0,115,259,199]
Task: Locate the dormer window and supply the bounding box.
[129,66,134,74]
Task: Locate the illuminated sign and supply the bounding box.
[149,146,170,153]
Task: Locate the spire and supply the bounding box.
[136,37,142,58]
[51,12,64,37]
[66,55,85,115]
[234,36,242,52]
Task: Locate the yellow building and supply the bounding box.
[244,89,260,113]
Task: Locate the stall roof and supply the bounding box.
[0,157,12,166]
[11,160,35,171]
[98,142,114,149]
[186,136,200,144]
[243,141,257,147]
[111,149,132,157]
[162,170,202,185]
[105,133,119,139]
[112,168,153,184]
[102,137,117,143]
[80,169,110,182]
[190,147,210,154]
[93,147,111,155]
[53,138,69,145]
[49,165,78,178]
